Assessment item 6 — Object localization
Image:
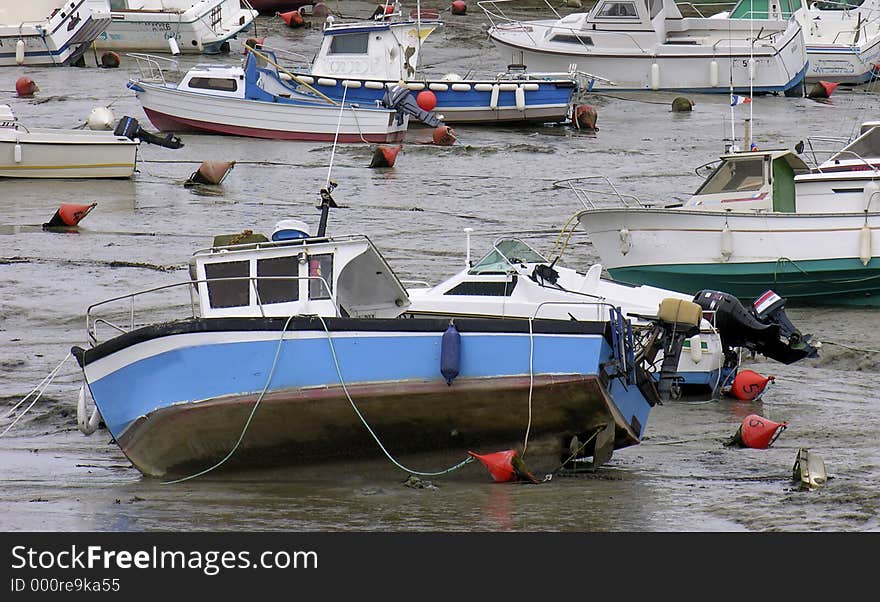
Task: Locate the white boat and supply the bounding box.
[800,0,880,83]
[94,0,258,55]
[279,5,587,125]
[479,0,808,94]
[0,104,140,178]
[571,121,880,307]
[71,186,696,478]
[0,1,112,67]
[126,50,418,143]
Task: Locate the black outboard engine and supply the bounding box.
[114,116,184,149]
[693,289,819,366]
[381,85,444,128]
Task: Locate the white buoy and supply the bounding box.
[709,60,719,87]
[514,86,525,111]
[13,142,22,163]
[168,36,180,55]
[651,63,660,90]
[860,224,872,266]
[87,106,115,130]
[15,39,25,64]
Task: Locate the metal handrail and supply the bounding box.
[127,53,180,85]
[552,176,646,209]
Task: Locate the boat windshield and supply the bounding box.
[694,156,766,195]
[470,239,548,274]
[593,1,641,18]
[729,0,801,19]
[829,126,880,163]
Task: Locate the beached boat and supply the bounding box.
[249,0,313,14]
[479,0,808,94]
[571,121,880,306]
[126,49,434,142]
[93,0,258,55]
[279,6,584,125]
[0,1,112,67]
[404,236,819,398]
[72,187,699,478]
[0,104,143,178]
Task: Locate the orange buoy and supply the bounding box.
[432,125,456,146]
[468,450,540,483]
[185,160,236,186]
[451,1,467,15]
[100,51,120,68]
[730,369,775,401]
[15,76,38,97]
[737,414,788,449]
[368,144,401,168]
[42,202,97,229]
[278,10,305,27]
[807,80,839,99]
[244,37,264,53]
[416,90,437,112]
[573,104,597,130]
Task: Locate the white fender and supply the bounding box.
[168,37,180,56]
[721,224,733,260]
[489,84,500,110]
[860,224,872,266]
[688,334,703,364]
[14,142,22,163]
[619,228,632,255]
[710,60,719,87]
[650,63,660,90]
[15,40,25,65]
[515,86,526,111]
[77,385,102,436]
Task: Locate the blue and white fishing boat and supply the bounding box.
[72,185,699,478]
[279,3,586,125]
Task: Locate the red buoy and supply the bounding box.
[43,202,97,229]
[368,144,401,168]
[100,51,120,68]
[278,10,305,27]
[451,1,467,15]
[416,90,437,112]
[468,450,539,483]
[730,369,775,401]
[15,76,38,97]
[573,104,597,130]
[738,414,788,449]
[432,125,456,146]
[808,80,838,99]
[244,37,264,53]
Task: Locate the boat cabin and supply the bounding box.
[310,17,442,82]
[189,228,411,320]
[685,150,810,212]
[820,121,880,169]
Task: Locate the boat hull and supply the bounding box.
[805,43,880,84]
[75,316,653,477]
[578,208,880,306]
[132,81,407,143]
[0,128,138,178]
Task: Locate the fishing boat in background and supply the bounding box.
[0,104,181,178]
[277,3,586,125]
[72,185,698,478]
[571,121,880,306]
[93,0,258,55]
[125,49,440,142]
[0,1,111,67]
[479,0,808,94]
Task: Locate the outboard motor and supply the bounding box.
[114,116,184,149]
[693,289,819,366]
[381,85,444,128]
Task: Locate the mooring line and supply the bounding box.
[1,353,72,437]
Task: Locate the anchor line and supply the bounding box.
[1,352,72,438]
[823,340,880,354]
[315,315,474,477]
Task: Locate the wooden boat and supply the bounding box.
[94,0,258,55]
[479,0,808,94]
[0,1,111,67]
[571,122,880,306]
[126,50,415,142]
[72,186,698,478]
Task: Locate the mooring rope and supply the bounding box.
[316,315,474,476]
[823,340,880,354]
[1,352,72,438]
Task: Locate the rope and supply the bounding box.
[1,353,71,437]
[316,315,474,476]
[548,210,581,261]
[162,316,296,484]
[325,85,348,189]
[823,340,880,354]
[347,101,372,145]
[522,316,535,456]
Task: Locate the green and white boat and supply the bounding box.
[569,121,880,306]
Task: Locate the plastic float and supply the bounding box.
[468,450,540,483]
[185,161,236,186]
[368,144,401,168]
[727,414,788,449]
[15,77,38,97]
[42,203,98,230]
[729,369,775,401]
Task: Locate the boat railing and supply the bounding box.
[804,136,880,172]
[127,53,181,85]
[86,275,340,346]
[676,2,737,18]
[553,176,647,209]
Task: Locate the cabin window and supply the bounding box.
[186,77,238,92]
[328,33,369,54]
[443,280,518,296]
[205,261,250,308]
[694,158,766,195]
[109,1,129,8]
[308,254,334,300]
[596,2,639,18]
[550,34,594,45]
[256,256,300,305]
